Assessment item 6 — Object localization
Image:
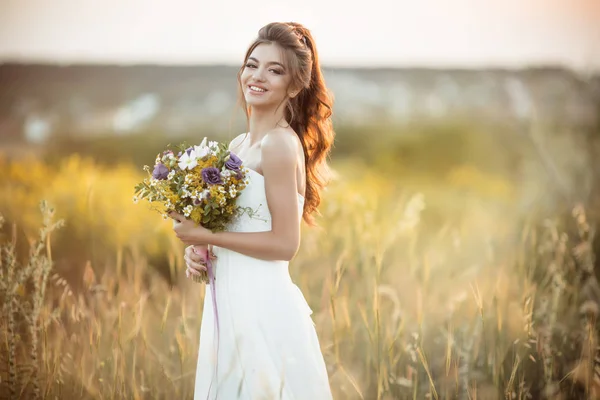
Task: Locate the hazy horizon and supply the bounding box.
[1,0,599,72]
[2,58,594,72]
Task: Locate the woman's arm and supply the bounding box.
[172,130,302,261]
[211,131,301,260]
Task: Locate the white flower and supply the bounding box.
[178,150,198,170]
[206,141,219,156]
[167,170,176,180]
[193,145,210,158]
[229,187,237,197]
[183,205,194,217]
[200,189,210,200]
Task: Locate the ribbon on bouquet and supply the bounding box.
[197,246,220,399]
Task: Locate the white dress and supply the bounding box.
[194,169,333,400]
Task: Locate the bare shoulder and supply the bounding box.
[228,132,247,152]
[260,128,300,169]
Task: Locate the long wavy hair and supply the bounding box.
[237,22,335,225]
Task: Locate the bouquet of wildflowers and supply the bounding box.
[133,137,251,283]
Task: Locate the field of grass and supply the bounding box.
[1,122,599,399]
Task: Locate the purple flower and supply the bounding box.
[225,153,243,170]
[152,163,169,180]
[201,167,223,185]
[177,147,193,157]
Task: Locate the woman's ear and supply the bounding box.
[288,87,301,98]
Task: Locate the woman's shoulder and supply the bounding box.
[260,127,301,163]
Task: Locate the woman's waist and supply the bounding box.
[211,246,291,274]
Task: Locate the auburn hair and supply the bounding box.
[237,22,335,225]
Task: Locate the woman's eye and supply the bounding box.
[270,69,282,75]
[245,63,257,68]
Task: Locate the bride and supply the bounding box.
[170,22,335,399]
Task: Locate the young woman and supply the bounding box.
[170,21,335,399]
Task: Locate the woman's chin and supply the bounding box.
[245,98,271,109]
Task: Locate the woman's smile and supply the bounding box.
[247,84,268,94]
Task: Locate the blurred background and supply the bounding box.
[1,1,600,399]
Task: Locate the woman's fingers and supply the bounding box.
[184,255,207,272]
[184,246,215,282]
[185,245,197,260]
[186,245,210,263]
[186,266,203,276]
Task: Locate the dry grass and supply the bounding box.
[1,155,599,399]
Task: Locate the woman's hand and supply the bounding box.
[169,211,213,246]
[184,245,217,279]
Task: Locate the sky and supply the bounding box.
[0,0,599,71]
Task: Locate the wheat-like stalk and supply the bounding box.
[456,319,481,400]
[28,202,63,400]
[1,220,19,399]
[0,202,64,399]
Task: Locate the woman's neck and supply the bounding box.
[247,106,288,144]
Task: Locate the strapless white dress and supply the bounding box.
[194,169,333,400]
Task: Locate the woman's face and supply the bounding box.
[240,43,294,110]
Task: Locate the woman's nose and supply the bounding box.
[253,68,266,82]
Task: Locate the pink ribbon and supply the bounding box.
[203,247,220,399]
